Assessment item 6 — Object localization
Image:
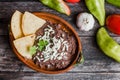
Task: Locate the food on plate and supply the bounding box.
[13,34,36,59]
[96,27,120,62]
[85,0,105,26]
[22,11,46,36]
[11,11,46,59]
[11,10,78,70]
[11,10,23,39]
[65,0,80,3]
[32,21,77,70]
[106,14,120,35]
[40,0,70,15]
[76,12,95,31]
[106,0,120,8]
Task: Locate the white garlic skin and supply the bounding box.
[77,12,95,31]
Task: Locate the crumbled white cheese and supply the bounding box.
[37,25,69,62]
[36,56,41,62]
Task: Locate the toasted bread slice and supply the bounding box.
[22,11,46,36]
[11,10,24,39]
[13,34,36,59]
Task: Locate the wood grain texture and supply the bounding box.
[0,0,120,80]
[0,2,120,36]
[0,72,120,80]
[0,36,120,72]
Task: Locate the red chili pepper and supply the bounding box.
[106,15,120,35]
[65,0,80,3]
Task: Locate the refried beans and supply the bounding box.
[32,21,77,70]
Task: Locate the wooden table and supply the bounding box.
[1,0,120,80]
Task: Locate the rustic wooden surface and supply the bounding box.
[0,0,120,80]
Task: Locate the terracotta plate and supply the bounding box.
[9,12,82,74]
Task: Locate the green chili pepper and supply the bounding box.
[85,0,105,26]
[97,27,120,62]
[40,0,70,15]
[107,0,120,8]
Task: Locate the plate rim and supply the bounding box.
[9,12,82,74]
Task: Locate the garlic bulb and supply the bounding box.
[77,12,95,31]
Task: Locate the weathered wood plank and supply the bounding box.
[0,2,120,36]
[0,36,120,72]
[0,72,120,80]
[1,1,120,79]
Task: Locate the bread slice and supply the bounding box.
[22,11,46,36]
[13,34,36,59]
[11,10,24,39]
